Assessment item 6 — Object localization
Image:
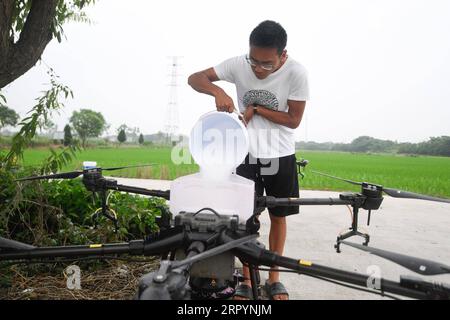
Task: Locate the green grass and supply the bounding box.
[297,150,450,199]
[15,147,450,199]
[20,147,199,181]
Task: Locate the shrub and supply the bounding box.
[0,166,166,246]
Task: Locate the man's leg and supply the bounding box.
[233,154,262,300]
[267,213,288,300]
[262,154,298,300]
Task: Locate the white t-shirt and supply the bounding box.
[214,55,309,159]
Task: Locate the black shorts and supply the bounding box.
[236,153,299,217]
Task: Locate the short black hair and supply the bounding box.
[249,20,287,55]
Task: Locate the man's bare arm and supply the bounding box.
[188,68,221,96]
[188,68,235,112]
[247,100,306,129]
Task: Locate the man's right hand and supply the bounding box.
[214,90,235,113]
[187,67,235,113]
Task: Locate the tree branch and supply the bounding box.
[0,0,58,89]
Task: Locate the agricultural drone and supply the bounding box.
[1,160,449,300]
[1,112,450,300]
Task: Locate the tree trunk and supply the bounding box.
[0,0,58,89]
[0,0,14,61]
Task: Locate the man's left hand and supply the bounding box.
[243,104,255,125]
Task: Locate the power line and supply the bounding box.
[164,56,182,144]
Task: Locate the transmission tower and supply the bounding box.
[164,56,182,144]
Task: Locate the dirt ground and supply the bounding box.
[0,259,159,300]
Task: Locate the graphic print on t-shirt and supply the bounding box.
[243,90,279,111]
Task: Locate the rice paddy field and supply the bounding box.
[19,147,450,199]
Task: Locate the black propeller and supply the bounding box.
[311,170,450,204]
[16,164,156,182]
[100,164,156,171]
[381,187,450,203]
[340,241,450,276]
[16,171,84,181]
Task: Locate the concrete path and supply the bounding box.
[112,177,450,300]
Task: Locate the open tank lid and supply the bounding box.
[189,111,249,180]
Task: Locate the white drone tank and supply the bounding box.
[169,111,255,223]
[83,161,97,169]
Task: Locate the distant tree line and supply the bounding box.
[296,136,450,157]
[1,104,183,148]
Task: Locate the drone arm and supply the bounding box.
[400,275,450,299]
[0,236,35,251]
[0,231,185,261]
[142,231,186,256]
[108,183,170,200]
[220,233,433,300]
[0,242,143,260]
[236,244,431,299]
[261,196,353,207]
[265,254,432,299]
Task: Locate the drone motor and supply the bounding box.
[174,211,242,281]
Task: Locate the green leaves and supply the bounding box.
[0,103,20,130]
[0,92,6,105]
[105,191,165,239]
[69,109,107,147]
[40,143,82,175]
[117,129,127,144]
[10,0,96,43]
[1,172,165,247]
[63,124,73,146]
[10,0,32,40]
[2,69,73,168]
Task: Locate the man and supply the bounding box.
[188,20,309,300]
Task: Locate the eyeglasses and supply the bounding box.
[245,55,275,71]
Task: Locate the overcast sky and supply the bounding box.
[3,0,450,143]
